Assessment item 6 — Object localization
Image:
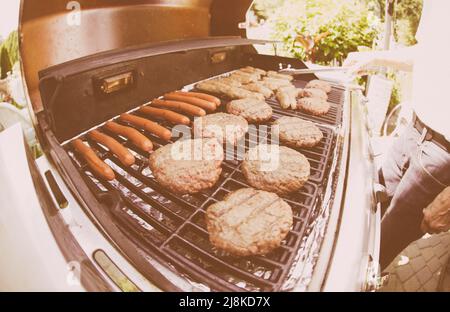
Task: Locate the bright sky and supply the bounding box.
[0,0,20,38]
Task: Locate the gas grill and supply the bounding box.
[37,43,344,291]
[65,78,343,292]
[15,0,381,292]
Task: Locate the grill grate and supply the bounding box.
[65,78,344,291]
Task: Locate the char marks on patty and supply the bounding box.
[148,138,223,194]
[297,97,330,116]
[242,144,310,195]
[273,116,323,148]
[305,79,332,93]
[226,98,273,123]
[206,188,293,256]
[193,112,249,145]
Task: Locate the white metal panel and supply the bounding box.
[0,123,83,291]
[322,92,380,291]
[35,153,163,292]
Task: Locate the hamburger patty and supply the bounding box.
[261,77,293,91]
[148,138,223,194]
[193,112,249,145]
[299,88,328,101]
[242,144,310,195]
[229,72,259,84]
[305,79,332,93]
[226,98,273,123]
[206,188,293,256]
[239,82,273,99]
[297,97,330,116]
[273,116,323,148]
[196,80,264,100]
[210,77,242,87]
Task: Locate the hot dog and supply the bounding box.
[119,113,172,141]
[138,106,190,125]
[163,93,216,111]
[88,130,135,166]
[173,91,221,107]
[71,139,115,181]
[151,99,206,117]
[104,121,153,152]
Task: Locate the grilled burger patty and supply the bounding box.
[242,144,310,195]
[300,88,328,101]
[206,188,293,256]
[148,138,223,194]
[226,98,273,123]
[305,79,332,93]
[273,116,323,148]
[193,112,249,145]
[261,77,293,91]
[239,82,273,99]
[297,97,330,116]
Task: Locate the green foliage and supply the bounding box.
[251,0,285,21]
[386,71,401,113]
[0,48,12,79]
[312,12,380,64]
[251,0,423,118]
[0,31,19,79]
[31,143,43,159]
[393,0,423,46]
[389,1,423,113]
[367,0,422,46]
[255,0,382,65]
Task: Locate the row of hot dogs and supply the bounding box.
[71,91,222,181]
[71,68,332,183]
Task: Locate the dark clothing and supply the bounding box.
[380,124,450,270]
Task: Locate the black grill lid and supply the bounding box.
[19,0,252,112]
[37,37,272,142]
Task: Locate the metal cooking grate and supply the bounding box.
[65,78,344,291]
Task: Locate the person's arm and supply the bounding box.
[421,187,450,234]
[343,45,419,75]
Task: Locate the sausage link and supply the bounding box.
[119,113,172,141]
[104,121,153,152]
[163,93,216,111]
[71,139,115,181]
[151,99,206,117]
[88,130,135,166]
[174,91,221,107]
[138,106,190,125]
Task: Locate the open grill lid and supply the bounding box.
[37,37,272,142]
[19,0,253,113]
